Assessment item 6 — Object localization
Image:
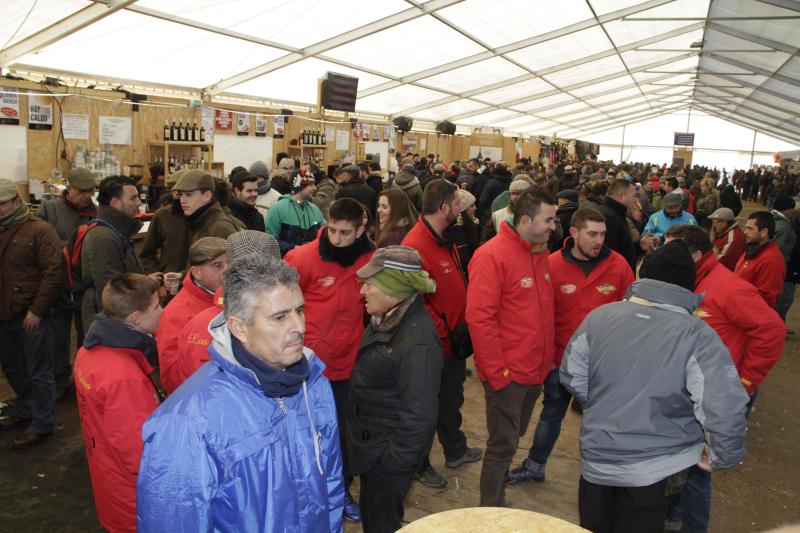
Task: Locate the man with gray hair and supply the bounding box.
[137,255,344,532]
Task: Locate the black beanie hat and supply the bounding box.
[639,239,696,291]
[773,195,796,212]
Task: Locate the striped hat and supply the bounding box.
[356,245,423,279]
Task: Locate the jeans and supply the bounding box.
[0,317,55,433]
[580,476,669,533]
[420,356,468,472]
[776,281,796,322]
[52,306,84,391]
[527,367,572,465]
[668,466,712,533]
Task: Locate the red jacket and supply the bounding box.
[285,232,373,381]
[696,252,786,393]
[735,241,786,308]
[171,288,223,392]
[156,274,216,394]
[466,221,555,391]
[549,241,634,366]
[402,216,467,357]
[74,344,159,533]
[712,223,745,270]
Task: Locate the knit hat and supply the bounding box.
[773,195,796,212]
[249,160,269,178]
[357,246,436,299]
[188,237,227,266]
[0,179,20,202]
[456,189,476,213]
[433,163,447,172]
[708,207,735,222]
[557,189,579,203]
[278,158,295,171]
[290,171,315,194]
[663,192,683,208]
[173,170,214,192]
[166,168,189,189]
[510,179,532,193]
[639,239,696,291]
[226,230,280,261]
[67,168,96,191]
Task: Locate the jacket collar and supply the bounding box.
[714,221,738,238]
[82,313,155,374]
[694,251,717,285]
[559,236,611,267]
[421,214,451,248]
[602,196,627,216]
[499,219,535,252]
[363,295,423,346]
[96,204,143,237]
[626,278,703,314]
[181,273,216,302]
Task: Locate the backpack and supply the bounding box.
[62,219,132,295]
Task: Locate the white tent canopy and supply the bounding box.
[2,0,799,146]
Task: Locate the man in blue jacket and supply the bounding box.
[643,192,697,242]
[137,255,344,532]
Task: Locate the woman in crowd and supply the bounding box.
[695,177,720,227]
[452,189,482,271]
[375,188,418,248]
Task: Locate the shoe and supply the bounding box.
[0,413,31,431]
[570,397,584,415]
[445,447,483,469]
[506,458,545,484]
[343,493,361,522]
[416,464,448,488]
[11,428,52,449]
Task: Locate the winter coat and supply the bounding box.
[74,315,160,533]
[548,240,633,366]
[556,202,580,233]
[312,179,337,218]
[401,216,467,357]
[377,223,411,248]
[735,241,786,308]
[80,205,143,333]
[255,187,282,220]
[366,172,383,197]
[695,191,719,220]
[392,171,423,213]
[171,290,223,392]
[186,201,240,245]
[137,315,344,533]
[335,179,377,222]
[560,279,749,487]
[478,169,513,221]
[598,197,637,271]
[466,221,555,391]
[138,202,188,274]
[720,186,742,215]
[694,252,786,394]
[155,275,216,394]
[37,194,96,244]
[227,196,265,232]
[0,212,62,320]
[712,222,746,271]
[285,230,374,381]
[643,209,697,240]
[265,195,326,254]
[772,210,797,263]
[347,295,442,476]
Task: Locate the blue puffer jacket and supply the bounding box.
[137,313,344,532]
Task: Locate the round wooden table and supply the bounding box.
[400,507,589,532]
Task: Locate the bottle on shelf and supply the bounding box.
[178,121,184,142]
[302,129,307,145]
[183,122,190,142]
[192,121,198,142]
[199,125,206,142]
[163,121,169,142]
[320,129,326,144]
[314,129,319,145]
[170,118,177,141]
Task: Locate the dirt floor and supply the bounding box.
[1,203,798,533]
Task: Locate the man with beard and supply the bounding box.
[228,172,265,231]
[466,189,558,507]
[507,208,633,485]
[708,207,745,270]
[285,198,375,522]
[736,211,786,309]
[402,179,483,489]
[643,192,697,242]
[140,169,190,275]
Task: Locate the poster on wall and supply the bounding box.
[202,107,214,142]
[362,124,370,141]
[215,109,233,130]
[325,125,335,143]
[354,123,362,138]
[372,126,379,142]
[237,112,250,136]
[0,88,20,125]
[62,113,89,140]
[335,130,349,150]
[469,145,502,161]
[28,93,53,130]
[255,114,267,137]
[273,116,285,138]
[99,116,132,145]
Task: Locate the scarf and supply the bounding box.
[318,228,375,267]
[257,180,271,195]
[744,241,769,259]
[185,201,213,223]
[0,201,30,230]
[230,335,309,397]
[368,268,436,299]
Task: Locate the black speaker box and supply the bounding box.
[436,120,456,135]
[393,116,413,132]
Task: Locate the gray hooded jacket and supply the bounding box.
[560,278,749,487]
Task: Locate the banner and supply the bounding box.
[0,87,20,125]
[215,109,232,130]
[237,112,250,136]
[28,93,53,130]
[255,114,267,137]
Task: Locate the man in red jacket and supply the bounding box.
[74,273,163,533]
[507,207,633,485]
[171,231,280,392]
[284,198,374,522]
[156,237,228,394]
[735,211,786,308]
[402,179,483,489]
[466,189,558,507]
[664,224,786,533]
[709,207,745,270]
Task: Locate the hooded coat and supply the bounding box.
[138,202,188,274]
[265,194,326,254]
[392,171,423,213]
[185,201,241,244]
[711,222,745,271]
[478,167,513,221]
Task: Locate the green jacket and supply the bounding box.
[186,201,241,245]
[37,195,96,244]
[139,203,189,274]
[772,210,797,263]
[265,195,325,254]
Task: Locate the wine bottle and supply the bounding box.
[303,129,308,144]
[163,121,169,141]
[183,121,190,142]
[170,118,177,141]
[199,125,206,142]
[192,121,198,142]
[314,129,319,145]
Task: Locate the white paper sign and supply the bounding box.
[335,130,350,150]
[202,107,214,142]
[28,92,53,130]
[325,125,335,144]
[0,87,20,124]
[99,116,132,145]
[62,113,89,140]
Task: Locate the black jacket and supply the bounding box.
[366,173,383,198]
[227,196,265,232]
[598,196,636,272]
[346,295,442,476]
[719,185,742,216]
[556,201,580,233]
[336,179,378,222]
[478,168,513,221]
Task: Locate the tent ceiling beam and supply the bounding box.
[706,22,799,54]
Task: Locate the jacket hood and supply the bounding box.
[556,202,580,215]
[96,204,143,237]
[394,172,420,189]
[83,313,157,363]
[492,167,513,181]
[626,278,703,313]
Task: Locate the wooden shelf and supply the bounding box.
[288,144,327,150]
[149,140,211,147]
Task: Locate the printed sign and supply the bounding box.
[255,114,267,137]
[0,87,20,125]
[237,112,250,136]
[215,109,233,130]
[62,113,89,140]
[28,93,53,130]
[99,116,132,145]
[273,116,285,137]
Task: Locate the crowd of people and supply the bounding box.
[0,149,797,533]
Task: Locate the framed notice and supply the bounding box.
[273,116,285,138]
[62,113,89,140]
[99,116,132,145]
[237,112,250,136]
[1,87,20,125]
[255,114,267,137]
[202,107,215,141]
[215,110,233,130]
[28,93,53,130]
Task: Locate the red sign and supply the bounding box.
[215,110,232,130]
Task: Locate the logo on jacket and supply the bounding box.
[439,259,452,274]
[595,283,617,295]
[560,284,577,294]
[693,308,711,318]
[544,272,550,282]
[520,277,533,288]
[187,332,209,346]
[317,276,335,287]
